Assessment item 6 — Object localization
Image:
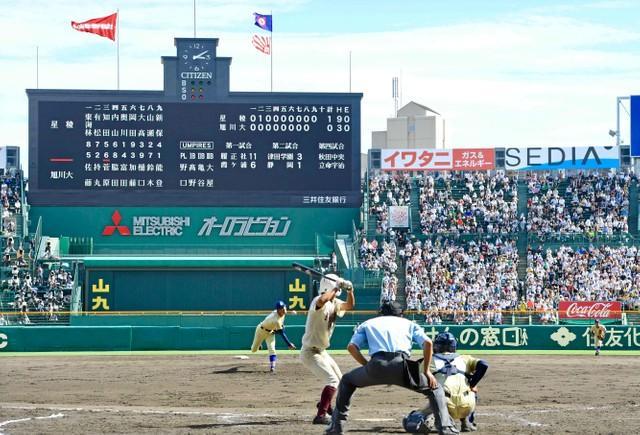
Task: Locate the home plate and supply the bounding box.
[233,355,249,360]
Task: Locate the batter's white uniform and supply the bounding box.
[300,295,345,387]
[251,310,285,356]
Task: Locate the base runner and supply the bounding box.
[300,273,355,425]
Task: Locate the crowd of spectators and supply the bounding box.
[0,169,74,324]
[9,266,73,323]
[526,245,640,312]
[417,171,522,235]
[361,168,640,322]
[527,170,632,235]
[402,237,520,323]
[359,237,399,301]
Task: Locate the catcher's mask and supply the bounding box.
[434,331,457,353]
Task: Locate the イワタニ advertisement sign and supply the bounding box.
[504,146,620,170]
[388,206,409,228]
[558,301,622,321]
[381,148,495,171]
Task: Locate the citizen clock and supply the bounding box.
[176,38,216,101]
[181,42,213,72]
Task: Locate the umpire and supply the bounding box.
[325,301,458,435]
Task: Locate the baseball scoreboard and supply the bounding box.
[28,37,362,207]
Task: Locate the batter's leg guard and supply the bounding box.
[269,354,277,371]
[317,385,337,417]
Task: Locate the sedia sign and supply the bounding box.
[504,146,619,170]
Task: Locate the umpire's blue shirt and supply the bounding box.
[350,316,430,355]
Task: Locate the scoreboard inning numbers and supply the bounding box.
[32,100,360,207]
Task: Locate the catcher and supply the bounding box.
[403,332,488,433]
[589,319,606,356]
[250,300,296,372]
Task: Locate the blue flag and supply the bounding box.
[254,13,272,32]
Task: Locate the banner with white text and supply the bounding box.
[381,148,495,171]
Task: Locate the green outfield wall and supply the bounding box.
[83,269,314,312]
[1,322,639,352]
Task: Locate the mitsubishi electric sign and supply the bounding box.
[101,210,290,238]
[102,210,190,236]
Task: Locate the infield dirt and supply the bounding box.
[1,353,638,434]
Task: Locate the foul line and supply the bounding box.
[0,404,393,423]
[476,403,640,427]
[477,411,545,427]
[0,413,64,433]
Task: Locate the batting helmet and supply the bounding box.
[319,273,341,296]
[433,332,457,353]
[275,300,287,311]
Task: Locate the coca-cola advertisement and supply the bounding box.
[558,301,622,320]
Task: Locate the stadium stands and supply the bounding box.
[526,170,632,235]
[362,168,640,323]
[417,171,521,234]
[0,169,74,325]
[2,165,639,325]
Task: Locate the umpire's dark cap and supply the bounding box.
[380,300,403,317]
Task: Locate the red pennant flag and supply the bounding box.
[71,12,117,41]
[252,34,271,55]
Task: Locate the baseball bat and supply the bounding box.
[291,262,340,283]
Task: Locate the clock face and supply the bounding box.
[181,42,212,72]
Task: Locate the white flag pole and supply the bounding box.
[349,50,352,92]
[116,9,120,90]
[36,46,39,89]
[270,10,273,92]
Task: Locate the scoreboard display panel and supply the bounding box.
[29,99,360,207]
